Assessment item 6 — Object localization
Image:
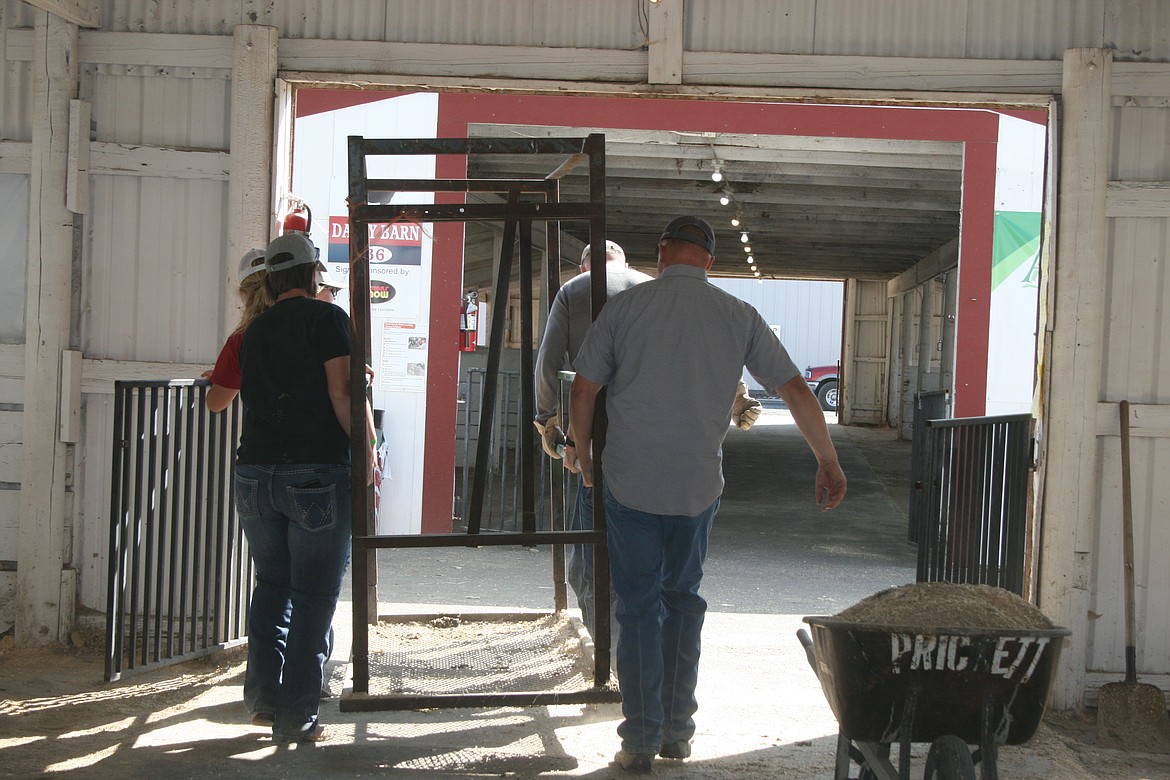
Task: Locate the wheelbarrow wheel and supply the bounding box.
[924,735,976,780]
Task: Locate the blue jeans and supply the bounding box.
[235,463,352,739]
[603,484,717,755]
[567,479,599,634]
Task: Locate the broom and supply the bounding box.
[1096,400,1170,752]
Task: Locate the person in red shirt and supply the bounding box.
[206,248,273,412]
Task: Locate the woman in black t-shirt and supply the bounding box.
[235,232,375,744]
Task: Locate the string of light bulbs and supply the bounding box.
[709,156,763,281]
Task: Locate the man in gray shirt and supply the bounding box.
[567,216,847,774]
[537,241,765,640]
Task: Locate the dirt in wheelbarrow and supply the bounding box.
[834,582,1054,629]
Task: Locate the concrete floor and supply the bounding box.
[4,410,1170,777]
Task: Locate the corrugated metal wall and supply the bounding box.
[708,278,844,384]
[60,0,1165,60]
[3,0,1170,702]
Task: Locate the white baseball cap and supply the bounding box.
[316,261,341,289]
[580,240,625,265]
[237,248,266,284]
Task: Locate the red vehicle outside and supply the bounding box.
[804,364,839,411]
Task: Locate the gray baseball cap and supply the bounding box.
[265,233,319,273]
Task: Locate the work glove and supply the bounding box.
[731,381,762,431]
[534,415,567,459]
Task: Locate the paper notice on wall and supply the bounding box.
[377,321,429,393]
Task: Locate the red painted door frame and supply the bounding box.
[297,87,1046,532]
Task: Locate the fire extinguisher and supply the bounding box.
[459,291,478,352]
[282,199,312,234]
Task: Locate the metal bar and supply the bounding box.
[984,421,1004,587]
[355,136,587,156]
[180,388,197,654]
[498,371,512,531]
[367,178,556,193]
[353,530,606,548]
[348,135,372,694]
[925,413,1032,429]
[585,133,612,686]
[230,404,245,639]
[1006,419,1032,595]
[853,742,900,780]
[339,688,623,712]
[898,688,917,780]
[351,202,603,224]
[195,384,211,649]
[519,219,537,535]
[130,387,146,668]
[144,386,159,664]
[211,408,228,644]
[509,373,522,532]
[165,388,182,660]
[105,383,128,681]
[467,192,520,535]
[833,734,852,780]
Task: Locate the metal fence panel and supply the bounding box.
[105,380,250,681]
[915,413,1033,595]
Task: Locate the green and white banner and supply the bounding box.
[985,113,1045,415]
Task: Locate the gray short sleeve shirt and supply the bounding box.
[573,265,800,516]
[534,263,653,423]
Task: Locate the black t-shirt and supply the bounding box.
[237,296,353,465]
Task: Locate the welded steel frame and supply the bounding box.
[342,134,617,711]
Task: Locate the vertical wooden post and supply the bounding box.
[17,11,78,646]
[224,25,277,341]
[1039,47,1112,710]
[648,0,683,85]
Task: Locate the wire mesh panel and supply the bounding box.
[105,380,250,681]
[364,613,599,701]
[915,413,1033,596]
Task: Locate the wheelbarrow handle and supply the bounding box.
[796,628,816,670]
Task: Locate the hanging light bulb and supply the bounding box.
[750,264,757,272]
[740,231,749,243]
[711,165,723,183]
[743,245,752,253]
[719,194,730,206]
[730,217,740,227]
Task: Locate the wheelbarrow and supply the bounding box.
[797,617,1071,780]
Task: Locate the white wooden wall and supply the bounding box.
[1,0,1170,710]
[841,279,890,426]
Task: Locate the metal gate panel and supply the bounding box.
[105,380,250,681]
[915,413,1033,595]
